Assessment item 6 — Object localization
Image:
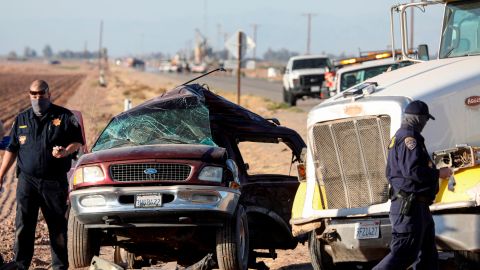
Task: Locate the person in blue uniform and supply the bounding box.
[0,80,84,270]
[373,100,452,270]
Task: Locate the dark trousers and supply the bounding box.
[373,201,438,270]
[14,173,69,270]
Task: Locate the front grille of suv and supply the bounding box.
[110,163,192,182]
[311,115,391,209]
[300,74,325,87]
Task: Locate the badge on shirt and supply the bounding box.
[388,136,396,149]
[52,118,61,126]
[19,135,27,145]
[404,137,417,150]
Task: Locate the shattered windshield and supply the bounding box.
[92,103,216,152]
[439,2,480,58]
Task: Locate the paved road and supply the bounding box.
[152,71,322,112]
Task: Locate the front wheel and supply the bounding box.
[67,212,100,268]
[216,205,249,270]
[309,230,334,270]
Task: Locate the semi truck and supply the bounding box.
[291,0,480,269]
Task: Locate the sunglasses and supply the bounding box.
[29,89,48,96]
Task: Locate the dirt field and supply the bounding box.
[0,61,312,269]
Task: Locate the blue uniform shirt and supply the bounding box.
[6,104,84,180]
[386,124,439,202]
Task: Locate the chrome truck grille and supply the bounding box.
[312,115,391,209]
[110,163,191,182]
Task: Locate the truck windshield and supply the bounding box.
[439,2,480,58]
[292,58,329,70]
[92,104,216,152]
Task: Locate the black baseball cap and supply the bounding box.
[405,100,435,120]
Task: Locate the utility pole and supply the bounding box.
[98,20,103,71]
[302,13,316,55]
[251,24,259,59]
[410,0,414,50]
[217,24,222,51]
[237,31,243,105]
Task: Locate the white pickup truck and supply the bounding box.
[291,0,480,269]
[282,55,333,106]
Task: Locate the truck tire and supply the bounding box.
[283,88,289,103]
[67,212,99,268]
[309,231,334,270]
[454,250,480,270]
[216,205,249,270]
[288,92,297,106]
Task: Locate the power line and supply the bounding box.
[302,13,317,55]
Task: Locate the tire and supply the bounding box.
[309,231,334,270]
[283,88,289,103]
[288,92,297,106]
[113,246,136,269]
[67,212,100,268]
[454,250,480,270]
[216,205,249,270]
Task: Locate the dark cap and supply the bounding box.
[405,100,435,120]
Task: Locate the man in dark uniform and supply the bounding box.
[373,100,452,270]
[0,80,84,270]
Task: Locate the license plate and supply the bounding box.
[134,193,162,208]
[311,86,321,92]
[354,220,380,239]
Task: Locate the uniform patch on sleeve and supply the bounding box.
[388,136,396,149]
[404,137,417,150]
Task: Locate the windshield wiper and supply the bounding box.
[442,47,456,58]
[105,137,139,148]
[149,137,190,145]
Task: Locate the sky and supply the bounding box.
[0,0,445,58]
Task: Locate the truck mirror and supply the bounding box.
[418,44,429,61]
[282,67,287,74]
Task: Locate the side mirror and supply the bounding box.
[226,159,240,183]
[418,44,430,61]
[282,67,287,74]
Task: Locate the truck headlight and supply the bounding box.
[73,165,105,185]
[293,78,300,87]
[198,166,223,182]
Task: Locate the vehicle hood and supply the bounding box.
[323,55,480,106]
[290,68,327,77]
[79,144,227,165]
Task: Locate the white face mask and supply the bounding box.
[31,98,51,116]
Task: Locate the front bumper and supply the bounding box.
[70,185,240,228]
[291,85,325,97]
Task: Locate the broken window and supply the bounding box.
[92,102,216,152]
[238,141,298,176]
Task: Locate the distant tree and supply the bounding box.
[263,48,299,63]
[43,45,53,58]
[23,46,37,58]
[7,51,18,60]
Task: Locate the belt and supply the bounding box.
[394,190,433,204]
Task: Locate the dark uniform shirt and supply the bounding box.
[386,124,439,203]
[6,104,84,180]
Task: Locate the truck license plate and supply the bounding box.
[311,86,321,92]
[134,193,162,208]
[354,220,380,239]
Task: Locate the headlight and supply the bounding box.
[198,166,223,182]
[73,165,105,185]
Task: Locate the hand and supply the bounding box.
[52,146,67,158]
[439,167,453,179]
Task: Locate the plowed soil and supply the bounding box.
[0,61,312,270]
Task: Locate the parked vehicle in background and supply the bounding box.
[291,0,480,269]
[68,84,306,269]
[330,58,414,96]
[282,55,334,106]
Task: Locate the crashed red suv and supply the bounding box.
[68,84,306,269]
